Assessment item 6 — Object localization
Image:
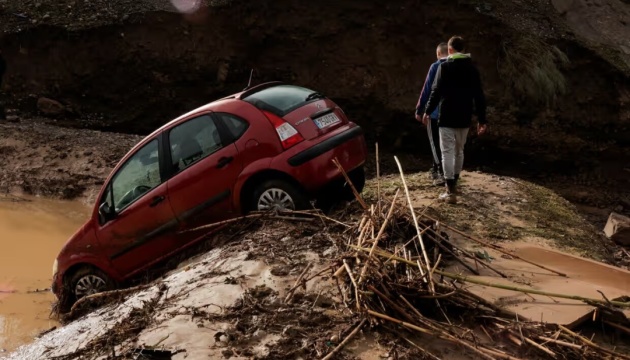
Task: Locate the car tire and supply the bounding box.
[250,179,309,212]
[341,166,366,201]
[68,267,115,304]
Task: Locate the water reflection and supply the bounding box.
[0,196,88,351]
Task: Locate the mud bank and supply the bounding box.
[0,118,140,202]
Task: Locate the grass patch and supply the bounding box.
[515,181,608,260]
[498,36,570,106]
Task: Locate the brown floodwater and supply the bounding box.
[0,196,89,351]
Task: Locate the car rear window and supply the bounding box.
[242,85,320,116]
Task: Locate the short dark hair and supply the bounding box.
[448,36,465,52]
[437,42,448,55]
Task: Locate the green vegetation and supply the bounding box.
[498,36,570,106]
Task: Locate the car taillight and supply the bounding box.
[263,111,304,150]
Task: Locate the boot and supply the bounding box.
[438,179,457,204]
[453,174,460,193]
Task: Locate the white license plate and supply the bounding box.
[314,113,341,129]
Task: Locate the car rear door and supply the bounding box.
[97,137,180,277]
[165,113,245,240]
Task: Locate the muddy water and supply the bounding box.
[0,197,89,351]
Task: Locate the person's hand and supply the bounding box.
[422,114,430,126]
[415,114,423,123]
[478,124,488,136]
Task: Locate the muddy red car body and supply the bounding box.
[51,82,367,306]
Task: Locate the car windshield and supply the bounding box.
[243,85,321,116]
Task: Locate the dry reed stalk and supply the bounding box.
[284,263,313,303]
[358,189,400,285]
[332,158,368,210]
[394,156,433,291]
[320,318,367,360]
[422,215,566,277]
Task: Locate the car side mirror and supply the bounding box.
[98,202,115,224]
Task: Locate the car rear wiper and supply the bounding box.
[305,92,325,101]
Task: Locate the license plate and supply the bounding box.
[314,113,341,129]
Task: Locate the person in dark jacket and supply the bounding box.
[423,36,487,203]
[0,50,6,120]
[415,42,448,186]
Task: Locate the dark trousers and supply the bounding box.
[427,117,442,173]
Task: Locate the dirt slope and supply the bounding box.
[0,118,140,203]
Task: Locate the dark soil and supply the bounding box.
[0,0,627,225]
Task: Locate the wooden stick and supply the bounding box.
[401,336,443,360]
[506,333,522,346]
[284,263,313,303]
[350,245,630,308]
[358,189,399,285]
[426,227,508,278]
[520,335,556,357]
[332,158,368,210]
[558,324,630,360]
[333,265,346,278]
[367,310,496,360]
[279,210,351,228]
[68,284,151,315]
[343,260,361,311]
[421,215,567,277]
[603,320,630,336]
[321,318,367,360]
[426,229,481,276]
[394,156,433,291]
[477,346,523,360]
[179,213,264,233]
[368,285,417,324]
[537,336,581,350]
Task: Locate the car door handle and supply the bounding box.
[149,195,165,207]
[217,156,234,169]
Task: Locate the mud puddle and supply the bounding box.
[0,196,88,351]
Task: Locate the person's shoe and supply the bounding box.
[438,191,456,204]
[432,171,445,186]
[427,167,437,179]
[438,179,457,204]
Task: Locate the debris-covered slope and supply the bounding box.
[6,171,630,360]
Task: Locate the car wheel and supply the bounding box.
[69,267,115,302]
[251,180,309,212]
[341,166,366,201]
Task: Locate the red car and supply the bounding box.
[51,82,367,307]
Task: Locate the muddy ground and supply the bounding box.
[5,170,630,360]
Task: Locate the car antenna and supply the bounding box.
[244,69,254,91]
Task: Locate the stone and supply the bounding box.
[604,212,630,246]
[37,97,65,116]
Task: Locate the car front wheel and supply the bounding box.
[250,179,309,212]
[69,267,115,302]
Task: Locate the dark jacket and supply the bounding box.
[416,57,447,119]
[425,54,486,128]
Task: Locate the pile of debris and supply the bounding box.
[306,159,630,359]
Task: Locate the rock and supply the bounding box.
[37,97,65,116]
[604,212,630,246]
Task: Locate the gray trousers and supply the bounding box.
[439,127,469,180]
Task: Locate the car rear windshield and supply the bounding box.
[242,85,321,116]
